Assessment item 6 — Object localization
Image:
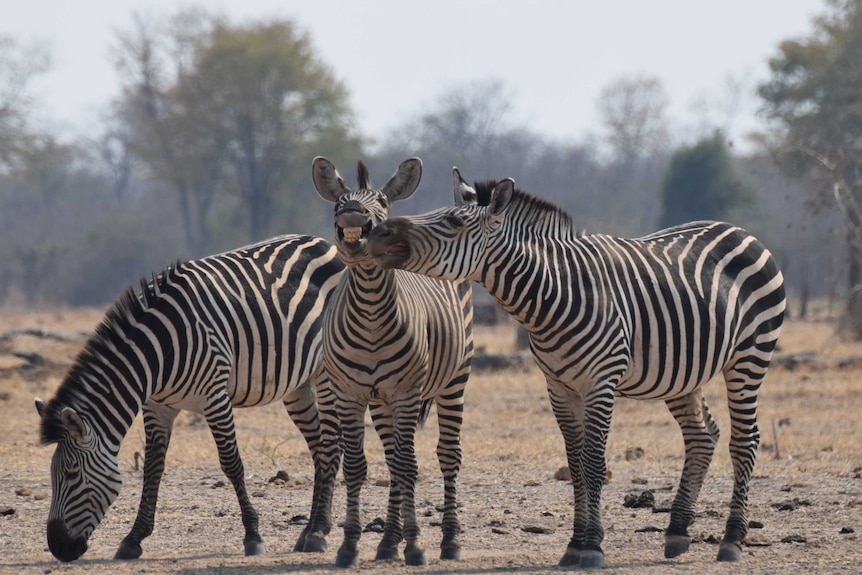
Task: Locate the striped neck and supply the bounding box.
[343,262,401,329]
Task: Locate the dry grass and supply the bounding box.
[1,307,862,574]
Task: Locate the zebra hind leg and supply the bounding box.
[434,389,465,560]
[717,357,767,562]
[115,403,179,560]
[284,380,335,553]
[204,396,265,556]
[663,391,719,559]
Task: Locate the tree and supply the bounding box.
[659,132,748,228]
[0,36,50,170]
[112,11,361,255]
[758,0,862,336]
[597,74,670,165]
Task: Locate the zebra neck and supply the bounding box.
[479,237,582,335]
[344,263,401,325]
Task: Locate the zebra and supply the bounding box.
[367,169,786,569]
[311,157,473,567]
[35,234,345,562]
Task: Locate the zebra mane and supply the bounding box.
[472,180,578,238]
[357,160,371,190]
[39,262,183,445]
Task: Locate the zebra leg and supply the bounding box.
[283,379,331,553]
[204,393,264,556]
[435,384,466,560]
[663,391,720,559]
[392,398,426,566]
[369,403,404,561]
[547,384,587,568]
[574,386,614,569]
[115,402,179,560]
[335,399,368,568]
[717,359,765,562]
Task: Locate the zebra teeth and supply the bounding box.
[342,227,363,244]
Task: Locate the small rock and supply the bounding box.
[491,527,509,535]
[781,534,806,544]
[554,466,571,481]
[0,507,15,516]
[704,534,721,545]
[521,525,554,534]
[772,498,811,511]
[625,447,644,461]
[631,477,648,485]
[745,535,772,547]
[0,392,11,401]
[288,514,308,525]
[749,520,765,529]
[268,470,289,483]
[488,520,506,527]
[373,478,389,487]
[623,490,655,509]
[840,526,855,534]
[212,480,226,489]
[634,525,663,533]
[15,487,32,497]
[364,517,385,533]
[251,490,265,498]
[523,480,541,487]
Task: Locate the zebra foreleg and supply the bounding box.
[370,403,404,561]
[284,380,332,553]
[663,391,720,559]
[547,385,588,569]
[115,403,179,560]
[392,399,426,566]
[335,400,368,568]
[717,363,764,562]
[205,394,264,556]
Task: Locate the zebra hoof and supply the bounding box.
[300,532,327,553]
[113,540,142,560]
[664,534,692,558]
[557,546,580,567]
[579,549,605,569]
[243,539,265,556]
[335,544,358,568]
[404,545,428,566]
[716,540,743,562]
[440,544,461,560]
[374,544,400,561]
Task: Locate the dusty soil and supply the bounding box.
[1,307,861,575]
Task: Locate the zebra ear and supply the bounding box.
[312,156,350,202]
[35,398,46,418]
[489,178,515,217]
[60,407,90,445]
[453,167,478,206]
[382,158,422,202]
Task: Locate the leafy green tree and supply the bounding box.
[758,0,862,335]
[658,132,748,228]
[113,11,361,255]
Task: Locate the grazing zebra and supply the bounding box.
[311,157,473,567]
[367,170,786,569]
[35,234,345,562]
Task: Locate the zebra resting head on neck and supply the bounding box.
[34,235,345,562]
[368,169,786,569]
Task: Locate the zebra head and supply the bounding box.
[35,398,122,562]
[367,168,515,281]
[312,156,422,267]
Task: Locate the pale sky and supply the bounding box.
[3,0,825,150]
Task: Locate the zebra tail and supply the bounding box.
[418,398,435,428]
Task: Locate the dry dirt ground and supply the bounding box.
[1,307,861,575]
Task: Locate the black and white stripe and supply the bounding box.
[311,157,473,567]
[36,234,345,562]
[368,169,786,569]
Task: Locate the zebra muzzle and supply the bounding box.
[47,519,89,562]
